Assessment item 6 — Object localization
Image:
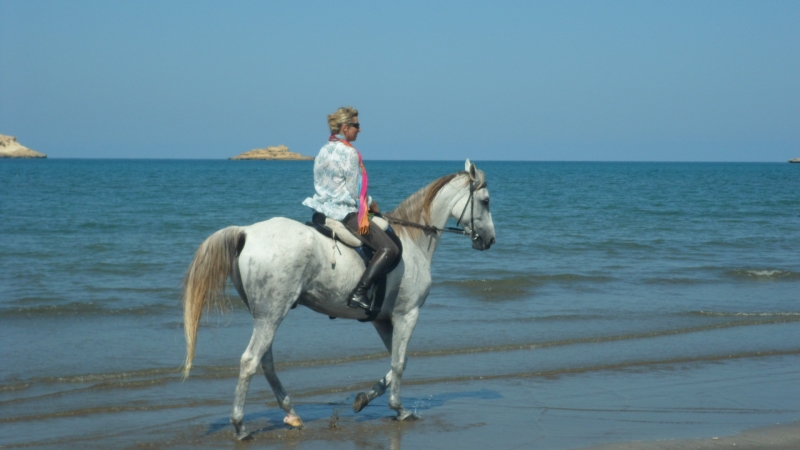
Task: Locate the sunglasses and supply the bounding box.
[346,122,360,129]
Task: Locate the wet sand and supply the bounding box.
[9,350,792,449]
[587,422,800,450]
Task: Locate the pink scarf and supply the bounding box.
[329,135,369,234]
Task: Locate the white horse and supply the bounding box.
[182,160,495,440]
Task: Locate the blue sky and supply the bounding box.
[1,1,798,161]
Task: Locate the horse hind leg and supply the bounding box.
[230,317,280,440]
[261,347,303,428]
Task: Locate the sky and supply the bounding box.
[1,1,798,161]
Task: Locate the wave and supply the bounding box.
[451,313,605,324]
[643,277,712,285]
[82,285,178,294]
[529,241,658,255]
[1,292,247,318]
[438,278,531,301]
[644,268,800,285]
[0,302,173,318]
[0,398,228,424]
[530,274,616,283]
[75,262,170,276]
[408,348,800,387]
[33,367,181,384]
[436,274,615,301]
[403,316,800,359]
[698,240,761,249]
[0,382,31,393]
[725,269,800,281]
[689,311,800,318]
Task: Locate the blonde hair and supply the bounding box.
[327,106,358,134]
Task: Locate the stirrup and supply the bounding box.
[347,293,372,311]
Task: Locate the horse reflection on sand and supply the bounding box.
[182,160,496,440]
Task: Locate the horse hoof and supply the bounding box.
[397,410,419,421]
[283,414,304,428]
[234,430,252,441]
[353,392,369,413]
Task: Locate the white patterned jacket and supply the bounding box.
[302,139,371,221]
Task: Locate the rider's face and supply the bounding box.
[342,117,360,142]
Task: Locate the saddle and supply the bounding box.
[305,212,401,322]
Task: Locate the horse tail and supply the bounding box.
[182,226,246,380]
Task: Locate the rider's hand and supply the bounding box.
[369,200,380,214]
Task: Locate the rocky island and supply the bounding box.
[230,145,313,161]
[0,134,47,158]
[790,158,800,163]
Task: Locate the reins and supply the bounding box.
[381,214,466,236]
[382,179,486,241]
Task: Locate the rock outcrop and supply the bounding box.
[230,145,313,161]
[0,134,47,158]
[789,158,800,163]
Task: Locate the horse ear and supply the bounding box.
[465,159,477,181]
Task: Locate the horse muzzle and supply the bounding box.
[472,236,495,250]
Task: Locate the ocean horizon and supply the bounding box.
[15,157,797,162]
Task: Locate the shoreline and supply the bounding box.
[587,421,800,450]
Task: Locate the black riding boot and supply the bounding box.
[347,249,395,311]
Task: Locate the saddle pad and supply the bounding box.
[324,216,390,248]
[324,219,362,247]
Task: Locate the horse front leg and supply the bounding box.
[387,308,419,421]
[353,320,408,413]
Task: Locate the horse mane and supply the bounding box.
[387,171,469,239]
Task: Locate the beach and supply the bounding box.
[1,160,798,449]
[591,424,800,449]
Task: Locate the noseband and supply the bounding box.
[454,179,485,241]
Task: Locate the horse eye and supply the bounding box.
[482,198,490,205]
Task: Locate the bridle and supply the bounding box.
[383,178,486,242]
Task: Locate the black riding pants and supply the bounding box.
[342,213,401,263]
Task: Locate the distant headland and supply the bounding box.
[790,158,800,164]
[230,145,313,161]
[0,134,47,159]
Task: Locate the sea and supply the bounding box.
[1,160,799,449]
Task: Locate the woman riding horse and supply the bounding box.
[302,106,401,311]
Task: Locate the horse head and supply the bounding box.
[457,159,496,250]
